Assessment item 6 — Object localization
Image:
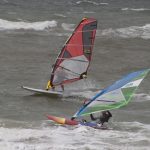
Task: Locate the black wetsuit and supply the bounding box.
[90,111,112,125]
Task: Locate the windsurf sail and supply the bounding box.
[46,18,97,90]
[73,69,150,118]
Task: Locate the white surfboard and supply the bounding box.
[22,86,63,96]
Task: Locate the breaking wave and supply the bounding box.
[98,24,150,39]
[0,19,57,31]
[0,121,150,150]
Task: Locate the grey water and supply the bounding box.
[0,0,150,149]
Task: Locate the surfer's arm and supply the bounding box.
[71,117,75,120]
[107,111,112,117]
[90,114,97,121]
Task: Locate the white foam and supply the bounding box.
[0,19,57,31]
[76,0,107,6]
[76,0,99,5]
[63,79,100,98]
[98,24,150,39]
[0,122,150,150]
[61,23,75,31]
[54,13,66,18]
[67,90,98,100]
[83,11,95,14]
[100,3,108,5]
[134,93,150,102]
[122,8,150,11]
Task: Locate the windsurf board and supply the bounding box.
[47,115,109,130]
[22,86,63,96]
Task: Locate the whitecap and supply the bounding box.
[100,3,108,5]
[76,0,100,6]
[97,24,150,39]
[0,19,57,31]
[54,13,66,18]
[61,23,75,31]
[83,11,95,14]
[122,8,150,11]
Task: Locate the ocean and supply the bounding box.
[0,0,150,149]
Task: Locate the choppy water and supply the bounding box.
[0,0,150,149]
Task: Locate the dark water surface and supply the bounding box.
[0,0,150,149]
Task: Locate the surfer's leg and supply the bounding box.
[52,86,55,91]
[61,85,64,91]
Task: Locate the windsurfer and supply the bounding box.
[70,111,112,129]
[46,80,54,91]
[80,72,87,79]
[90,111,112,126]
[60,84,64,91]
[46,81,64,91]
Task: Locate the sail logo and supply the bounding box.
[122,79,143,88]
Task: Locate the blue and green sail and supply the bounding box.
[73,69,150,118]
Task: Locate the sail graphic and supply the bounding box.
[73,69,150,118]
[47,18,97,89]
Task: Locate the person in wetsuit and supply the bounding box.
[90,111,112,126]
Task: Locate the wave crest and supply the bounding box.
[122,8,150,11]
[0,19,57,31]
[98,24,150,39]
[76,0,108,6]
[61,23,75,31]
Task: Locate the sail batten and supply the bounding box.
[63,44,96,47]
[57,58,88,62]
[49,18,97,87]
[55,66,81,76]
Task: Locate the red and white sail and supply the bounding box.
[50,18,97,87]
